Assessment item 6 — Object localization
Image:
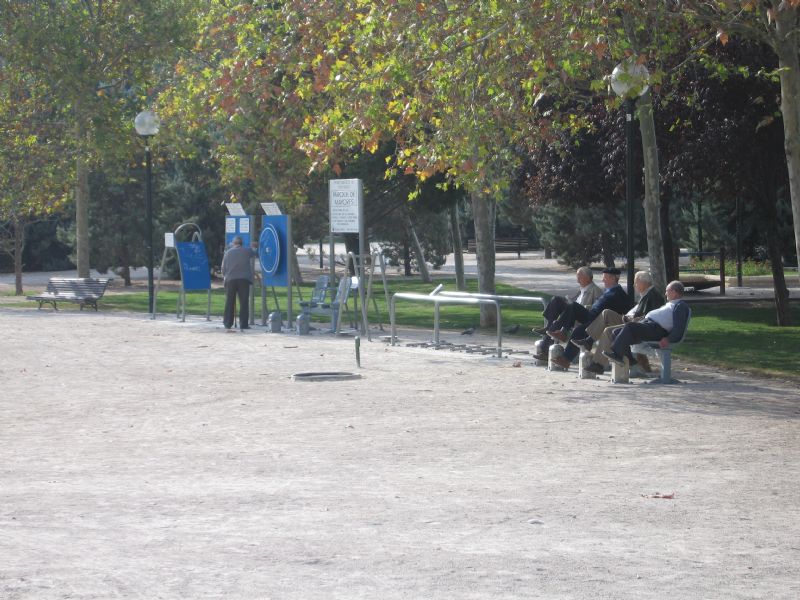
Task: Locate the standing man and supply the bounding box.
[222,236,258,331]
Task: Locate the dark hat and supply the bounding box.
[602,267,621,275]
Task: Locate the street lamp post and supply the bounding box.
[610,60,649,297]
[134,110,160,315]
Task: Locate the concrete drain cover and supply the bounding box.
[292,371,362,382]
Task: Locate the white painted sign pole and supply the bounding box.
[329,179,365,332]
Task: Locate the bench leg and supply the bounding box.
[646,349,681,385]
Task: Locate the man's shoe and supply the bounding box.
[571,337,593,351]
[548,329,568,343]
[602,350,625,366]
[532,326,549,336]
[552,355,571,370]
[533,353,548,361]
[586,362,605,375]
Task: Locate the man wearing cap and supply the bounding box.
[222,235,258,331]
[549,267,633,370]
[532,266,603,361]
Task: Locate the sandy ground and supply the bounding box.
[1,307,799,599]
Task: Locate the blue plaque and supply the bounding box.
[175,241,211,291]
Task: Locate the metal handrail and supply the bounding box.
[436,290,546,310]
[390,292,503,357]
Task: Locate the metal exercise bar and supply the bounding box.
[390,292,503,357]
[436,290,546,311]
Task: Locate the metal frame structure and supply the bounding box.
[345,251,391,340]
[390,292,503,357]
[153,222,212,322]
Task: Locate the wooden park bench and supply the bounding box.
[466,237,532,258]
[27,277,112,311]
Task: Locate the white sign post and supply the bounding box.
[329,179,366,333]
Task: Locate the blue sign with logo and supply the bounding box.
[260,215,289,286]
[175,241,211,291]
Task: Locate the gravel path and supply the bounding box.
[1,308,799,599]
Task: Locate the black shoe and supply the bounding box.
[571,337,593,351]
[533,353,548,361]
[586,362,605,375]
[532,326,549,336]
[602,350,625,366]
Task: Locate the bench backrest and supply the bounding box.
[310,275,331,304]
[47,277,111,298]
[333,275,351,305]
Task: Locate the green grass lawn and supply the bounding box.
[3,277,799,378]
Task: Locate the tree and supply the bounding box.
[0,71,70,294]
[0,0,197,277]
[662,39,794,324]
[682,0,800,283]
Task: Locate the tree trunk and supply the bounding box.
[121,265,132,287]
[403,236,411,276]
[600,229,615,268]
[449,203,466,291]
[75,109,90,278]
[471,192,496,326]
[637,91,668,292]
[406,216,431,283]
[661,192,677,282]
[763,193,791,325]
[13,218,25,296]
[774,11,800,285]
[290,244,304,285]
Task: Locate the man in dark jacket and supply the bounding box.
[548,267,632,368]
[222,236,258,331]
[572,271,665,373]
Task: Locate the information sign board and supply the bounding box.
[329,179,362,234]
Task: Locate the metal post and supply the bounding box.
[736,197,743,287]
[145,145,154,314]
[624,98,636,298]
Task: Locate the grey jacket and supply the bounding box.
[222,245,257,283]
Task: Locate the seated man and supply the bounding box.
[532,266,602,361]
[549,267,633,369]
[603,280,688,367]
[572,271,665,374]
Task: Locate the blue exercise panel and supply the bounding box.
[260,215,289,286]
[175,241,211,291]
[260,223,280,276]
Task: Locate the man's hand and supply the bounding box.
[658,337,670,349]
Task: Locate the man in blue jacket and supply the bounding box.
[549,267,632,369]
